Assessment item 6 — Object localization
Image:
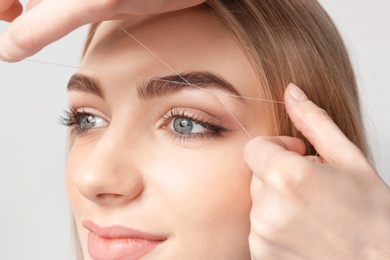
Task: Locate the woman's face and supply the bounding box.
[67,6,268,260]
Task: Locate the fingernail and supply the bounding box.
[288,83,308,102]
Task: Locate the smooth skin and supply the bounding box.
[68,9,264,259]
[0,0,206,61]
[246,83,390,259]
[2,0,389,258]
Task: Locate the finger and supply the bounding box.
[26,0,43,11]
[0,0,17,13]
[0,1,22,22]
[305,154,325,164]
[0,0,115,61]
[244,136,308,186]
[0,0,208,61]
[117,0,206,15]
[284,83,366,170]
[244,136,306,170]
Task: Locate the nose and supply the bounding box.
[70,131,145,206]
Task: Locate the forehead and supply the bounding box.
[81,6,259,98]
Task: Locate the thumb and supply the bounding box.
[0,0,114,62]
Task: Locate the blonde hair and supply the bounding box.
[76,0,369,258]
[202,0,368,156]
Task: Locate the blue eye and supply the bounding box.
[60,109,108,135]
[172,117,206,134]
[79,114,108,130]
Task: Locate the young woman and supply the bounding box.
[2,0,390,259]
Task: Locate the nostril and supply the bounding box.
[95,192,142,205]
[96,193,126,200]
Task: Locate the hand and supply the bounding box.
[245,83,390,259]
[0,0,22,22]
[0,0,206,62]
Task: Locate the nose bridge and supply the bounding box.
[73,126,144,205]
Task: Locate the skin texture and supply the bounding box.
[0,0,22,22]
[67,7,266,259]
[246,84,390,259]
[0,0,206,61]
[66,4,389,260]
[4,0,388,258]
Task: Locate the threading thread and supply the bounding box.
[23,61,285,105]
[22,21,287,140]
[24,59,122,74]
[114,22,257,138]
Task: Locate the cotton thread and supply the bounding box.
[22,21,288,139]
[24,58,285,105]
[113,22,255,139]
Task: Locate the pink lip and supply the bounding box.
[82,220,166,260]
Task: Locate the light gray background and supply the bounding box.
[0,1,389,259]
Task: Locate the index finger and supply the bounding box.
[284,83,367,170]
[0,0,114,61]
[0,1,23,22]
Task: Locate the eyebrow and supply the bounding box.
[67,74,104,98]
[138,72,241,100]
[67,71,242,100]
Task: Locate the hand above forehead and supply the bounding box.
[0,0,22,22]
[0,0,206,62]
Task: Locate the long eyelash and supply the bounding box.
[59,109,89,136]
[60,109,78,127]
[162,109,228,142]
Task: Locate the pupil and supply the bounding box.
[80,115,96,129]
[173,117,193,134]
[87,116,96,123]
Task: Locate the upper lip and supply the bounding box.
[82,219,167,241]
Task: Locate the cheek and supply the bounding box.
[66,132,253,257]
[66,149,89,258]
[65,143,90,214]
[149,140,253,231]
[148,142,253,257]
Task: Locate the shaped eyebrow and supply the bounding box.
[67,71,242,101]
[67,74,104,98]
[137,72,242,100]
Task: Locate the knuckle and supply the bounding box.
[308,107,331,123]
[7,23,37,59]
[265,161,309,194]
[250,222,279,244]
[250,201,286,242]
[250,207,273,239]
[248,232,274,259]
[300,107,331,134]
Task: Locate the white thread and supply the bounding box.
[114,22,257,139]
[23,21,287,139]
[24,59,122,74]
[23,60,284,105]
[146,78,285,104]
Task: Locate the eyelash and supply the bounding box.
[60,108,228,141]
[60,109,96,137]
[161,108,228,142]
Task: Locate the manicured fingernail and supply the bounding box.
[288,83,308,102]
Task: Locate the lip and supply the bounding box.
[82,220,167,260]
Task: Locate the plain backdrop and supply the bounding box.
[0,1,389,259]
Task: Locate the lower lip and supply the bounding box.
[88,232,163,260]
